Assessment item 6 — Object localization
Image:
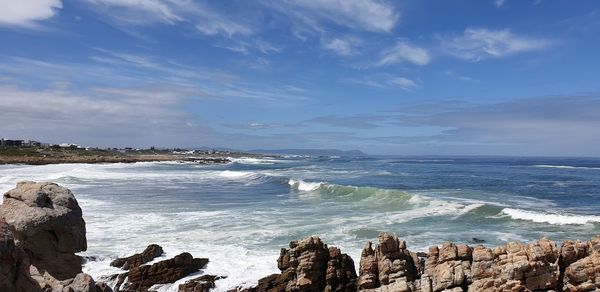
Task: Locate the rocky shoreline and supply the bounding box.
[0,154,233,165]
[1,182,599,292]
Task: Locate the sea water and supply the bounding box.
[1,156,599,291]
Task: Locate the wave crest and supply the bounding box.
[501,208,600,225]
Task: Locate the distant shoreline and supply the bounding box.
[0,154,185,165]
[0,146,258,165]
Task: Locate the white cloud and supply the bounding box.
[376,41,430,66]
[0,84,213,147]
[345,74,418,91]
[321,37,361,56]
[440,28,551,61]
[85,0,252,36]
[0,0,62,28]
[494,0,506,7]
[389,77,417,90]
[267,0,399,33]
[85,0,182,24]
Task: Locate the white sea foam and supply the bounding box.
[501,208,600,225]
[218,170,257,179]
[533,165,600,170]
[288,178,323,192]
[229,157,285,165]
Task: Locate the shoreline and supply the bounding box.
[0,147,267,165]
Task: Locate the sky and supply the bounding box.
[1,0,600,156]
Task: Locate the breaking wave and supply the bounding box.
[501,208,600,225]
[532,165,600,170]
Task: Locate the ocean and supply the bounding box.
[1,155,599,291]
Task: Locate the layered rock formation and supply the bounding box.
[245,234,600,292]
[241,236,357,292]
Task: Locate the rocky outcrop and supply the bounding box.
[242,236,357,292]
[562,235,600,291]
[115,252,208,292]
[110,244,164,270]
[358,233,423,292]
[178,275,227,292]
[0,218,40,292]
[241,234,600,292]
[0,182,112,292]
[0,181,87,280]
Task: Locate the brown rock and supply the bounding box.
[358,241,379,290]
[110,244,164,270]
[325,246,357,292]
[562,235,600,292]
[244,236,357,292]
[178,275,226,292]
[0,181,87,280]
[375,233,419,286]
[118,252,208,292]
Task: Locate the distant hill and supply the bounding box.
[249,149,367,157]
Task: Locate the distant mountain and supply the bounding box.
[249,148,367,157]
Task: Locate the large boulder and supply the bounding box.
[0,181,87,280]
[243,236,357,292]
[0,218,41,292]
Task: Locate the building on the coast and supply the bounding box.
[59,143,80,148]
[24,140,42,147]
[0,138,25,147]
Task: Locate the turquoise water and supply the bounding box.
[1,156,599,291]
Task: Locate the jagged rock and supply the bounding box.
[117,252,208,292]
[562,235,600,291]
[178,275,226,292]
[326,246,357,292]
[110,244,164,270]
[357,233,420,292]
[0,181,86,280]
[243,236,357,292]
[375,233,419,287]
[358,242,379,290]
[95,282,114,292]
[424,242,472,292]
[0,218,41,292]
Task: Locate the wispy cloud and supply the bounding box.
[321,36,361,56]
[494,0,506,8]
[267,0,399,34]
[376,41,431,66]
[439,28,552,61]
[85,0,253,37]
[346,74,419,91]
[0,0,62,28]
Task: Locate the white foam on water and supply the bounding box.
[229,157,286,165]
[532,165,600,170]
[288,178,323,192]
[218,170,257,179]
[501,208,600,225]
[386,194,485,223]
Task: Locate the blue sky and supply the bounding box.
[1,0,600,155]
